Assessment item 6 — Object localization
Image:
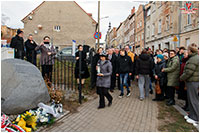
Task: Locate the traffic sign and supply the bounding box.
[173,35,178,42]
[94,32,102,39]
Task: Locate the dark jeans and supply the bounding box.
[120,73,130,94]
[27,55,36,66]
[42,65,53,82]
[168,86,175,101]
[116,75,120,90]
[110,73,116,91]
[97,87,113,107]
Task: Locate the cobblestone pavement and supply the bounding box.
[43,85,159,132]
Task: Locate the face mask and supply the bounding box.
[44,42,49,44]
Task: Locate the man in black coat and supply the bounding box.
[25,34,37,65]
[136,49,154,100]
[10,29,25,59]
[116,49,133,98]
[108,48,117,92]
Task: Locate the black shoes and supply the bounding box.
[166,100,175,106]
[108,101,112,107]
[98,106,105,109]
[150,89,153,94]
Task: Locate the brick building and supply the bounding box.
[1,25,18,44]
[135,5,145,55]
[179,1,199,47]
[21,1,97,49]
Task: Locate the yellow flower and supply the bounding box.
[21,115,25,118]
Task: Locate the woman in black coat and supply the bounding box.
[90,47,103,88]
[153,54,167,101]
[75,45,90,89]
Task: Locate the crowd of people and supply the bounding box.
[77,44,199,126]
[10,29,199,126]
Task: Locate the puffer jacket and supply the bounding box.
[180,53,199,82]
[96,60,112,88]
[163,56,180,87]
[136,53,154,75]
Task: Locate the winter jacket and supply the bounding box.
[10,35,25,59]
[135,53,154,75]
[116,55,133,74]
[35,44,56,65]
[91,53,100,88]
[25,39,37,62]
[127,51,135,62]
[96,60,112,88]
[75,51,90,79]
[180,57,189,75]
[180,53,199,82]
[163,56,180,87]
[153,60,167,86]
[108,53,117,74]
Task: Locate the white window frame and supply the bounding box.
[186,38,190,46]
[187,14,191,25]
[54,25,61,32]
[158,19,161,34]
[166,15,170,30]
[140,21,142,27]
[142,33,144,40]
[152,23,155,36]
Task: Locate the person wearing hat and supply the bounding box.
[96,51,113,109]
[152,54,166,101]
[10,29,25,59]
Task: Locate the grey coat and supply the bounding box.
[35,44,56,65]
[96,60,112,88]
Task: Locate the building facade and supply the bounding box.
[129,7,136,52]
[22,1,97,49]
[179,1,199,47]
[1,25,18,44]
[135,5,145,55]
[116,22,124,48]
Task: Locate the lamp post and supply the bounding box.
[97,1,100,49]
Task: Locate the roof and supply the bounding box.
[21,1,97,24]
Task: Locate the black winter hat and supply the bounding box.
[100,51,107,57]
[17,29,23,35]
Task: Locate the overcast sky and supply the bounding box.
[1,1,148,42]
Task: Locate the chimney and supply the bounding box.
[87,13,92,17]
[131,7,135,14]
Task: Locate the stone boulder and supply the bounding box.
[1,59,50,115]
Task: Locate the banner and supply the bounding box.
[72,40,76,56]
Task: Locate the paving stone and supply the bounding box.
[43,83,159,132]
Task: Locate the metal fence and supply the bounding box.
[26,52,77,91]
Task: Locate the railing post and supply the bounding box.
[78,51,82,104]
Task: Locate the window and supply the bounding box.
[138,35,140,42]
[186,38,190,46]
[54,25,61,31]
[158,20,162,33]
[135,35,137,42]
[152,23,155,36]
[166,15,170,30]
[158,44,161,50]
[187,14,191,25]
[147,9,151,16]
[147,26,150,38]
[142,33,144,40]
[140,21,142,27]
[137,23,139,28]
